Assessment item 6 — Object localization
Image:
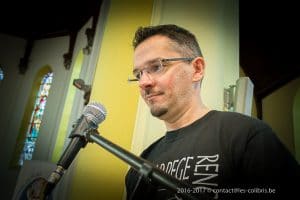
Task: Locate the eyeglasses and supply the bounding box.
[128,57,194,82]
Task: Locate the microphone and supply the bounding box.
[45,102,107,197]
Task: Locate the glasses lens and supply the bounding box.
[132,60,163,81]
[133,70,140,80]
[148,60,163,74]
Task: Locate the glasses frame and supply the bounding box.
[128,57,194,82]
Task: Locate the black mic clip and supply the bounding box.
[68,115,98,144]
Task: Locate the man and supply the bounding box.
[125,24,299,200]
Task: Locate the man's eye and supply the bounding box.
[149,64,161,73]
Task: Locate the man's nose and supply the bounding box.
[138,72,154,89]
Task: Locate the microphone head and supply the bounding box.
[83,101,107,126]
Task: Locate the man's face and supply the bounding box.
[133,35,195,120]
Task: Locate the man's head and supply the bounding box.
[132,24,205,121]
[133,24,202,58]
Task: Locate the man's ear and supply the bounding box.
[192,57,205,82]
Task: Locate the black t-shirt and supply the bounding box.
[125,111,299,200]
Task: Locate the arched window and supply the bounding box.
[18,72,53,165]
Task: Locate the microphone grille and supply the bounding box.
[83,101,107,125]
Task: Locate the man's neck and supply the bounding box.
[164,102,211,131]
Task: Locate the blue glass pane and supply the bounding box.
[0,67,4,80]
[41,72,53,84]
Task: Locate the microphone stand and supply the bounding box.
[85,129,211,200]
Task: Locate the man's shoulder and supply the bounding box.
[211,110,256,120]
[210,110,268,128]
[206,110,275,143]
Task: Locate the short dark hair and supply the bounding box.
[133,24,202,57]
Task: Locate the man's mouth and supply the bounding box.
[145,92,163,101]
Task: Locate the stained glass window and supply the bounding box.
[18,72,53,165]
[0,66,4,80]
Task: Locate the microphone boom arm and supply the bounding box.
[86,129,211,200]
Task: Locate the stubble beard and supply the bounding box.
[150,105,168,118]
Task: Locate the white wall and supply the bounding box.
[52,2,110,197]
[131,0,239,154]
[0,17,96,198]
[0,34,27,200]
[0,33,70,199]
[30,36,70,160]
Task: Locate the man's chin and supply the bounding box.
[150,107,168,117]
